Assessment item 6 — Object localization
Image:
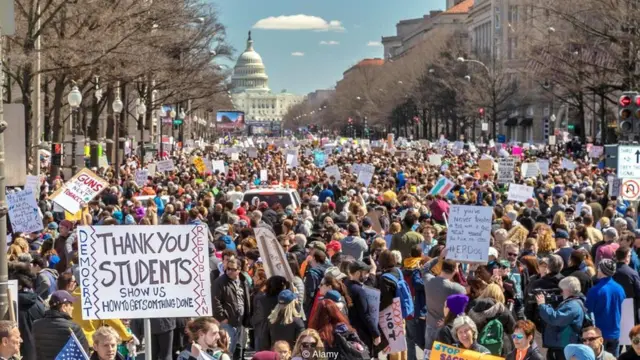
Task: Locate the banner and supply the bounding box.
[77,225,211,320]
[254,227,294,282]
[429,341,504,360]
[7,189,43,234]
[446,205,492,263]
[50,168,108,214]
[379,297,406,354]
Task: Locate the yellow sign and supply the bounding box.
[193,157,206,174]
[430,342,504,360]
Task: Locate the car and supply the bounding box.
[242,187,302,211]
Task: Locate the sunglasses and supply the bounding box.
[227,268,239,272]
[507,253,518,257]
[301,341,317,348]
[633,337,640,345]
[582,337,601,343]
[512,333,525,340]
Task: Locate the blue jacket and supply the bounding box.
[154,195,165,216]
[345,279,381,345]
[318,188,334,203]
[586,277,626,339]
[538,296,585,349]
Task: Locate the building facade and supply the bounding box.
[230,32,305,134]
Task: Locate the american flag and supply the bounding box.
[55,332,89,360]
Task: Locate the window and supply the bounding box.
[495,7,501,29]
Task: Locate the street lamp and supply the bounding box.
[170,109,177,152]
[112,96,123,178]
[67,84,82,174]
[136,99,147,159]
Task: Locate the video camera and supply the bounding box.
[527,288,563,307]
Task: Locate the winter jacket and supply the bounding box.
[434,323,455,346]
[70,287,133,347]
[390,229,423,259]
[90,352,125,360]
[586,277,626,339]
[468,298,516,356]
[251,293,279,351]
[537,295,586,349]
[34,268,58,300]
[269,317,305,349]
[33,309,89,360]
[561,266,594,294]
[505,346,545,360]
[211,273,251,327]
[303,263,330,317]
[345,279,381,348]
[18,291,45,360]
[53,233,76,273]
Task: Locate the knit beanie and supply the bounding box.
[598,259,616,277]
[446,294,469,317]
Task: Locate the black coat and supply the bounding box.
[505,346,545,360]
[17,291,45,360]
[345,279,381,348]
[561,266,594,294]
[268,317,305,349]
[468,298,516,357]
[211,273,251,327]
[251,293,279,351]
[33,309,89,360]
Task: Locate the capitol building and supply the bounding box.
[231,31,305,134]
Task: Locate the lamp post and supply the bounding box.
[67,84,83,174]
[112,96,124,178]
[136,99,147,159]
[457,57,497,139]
[170,109,177,153]
[178,109,186,149]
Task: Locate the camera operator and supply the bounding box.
[537,276,587,360]
[524,255,565,327]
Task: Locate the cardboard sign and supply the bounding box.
[445,205,492,263]
[77,225,211,320]
[7,189,43,234]
[497,158,515,184]
[478,159,493,177]
[379,297,407,354]
[254,227,294,282]
[50,168,108,214]
[429,341,504,360]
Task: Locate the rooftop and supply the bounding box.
[444,0,473,14]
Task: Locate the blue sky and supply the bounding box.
[213,0,446,95]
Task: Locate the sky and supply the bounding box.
[212,0,447,95]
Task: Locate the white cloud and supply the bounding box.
[291,52,305,56]
[320,40,340,45]
[253,15,345,32]
[367,41,383,47]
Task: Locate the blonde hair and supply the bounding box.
[507,225,529,248]
[292,329,325,359]
[93,326,120,347]
[535,223,556,253]
[481,283,506,304]
[268,301,301,325]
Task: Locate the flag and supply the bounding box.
[55,331,89,360]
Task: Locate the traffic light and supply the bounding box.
[479,108,485,117]
[618,92,637,133]
[52,143,63,166]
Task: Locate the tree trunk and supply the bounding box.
[22,65,34,170]
[49,75,67,180]
[43,76,51,141]
[105,85,115,164]
[89,89,100,168]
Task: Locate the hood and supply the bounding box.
[343,235,363,244]
[468,298,505,326]
[403,257,422,270]
[41,268,59,277]
[18,291,40,309]
[335,322,350,334]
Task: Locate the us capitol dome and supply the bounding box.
[230,31,305,134]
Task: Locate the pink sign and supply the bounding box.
[512,146,523,158]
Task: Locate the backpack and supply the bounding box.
[333,328,370,360]
[570,298,595,332]
[478,318,504,356]
[382,268,414,318]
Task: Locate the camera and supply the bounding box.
[527,288,563,307]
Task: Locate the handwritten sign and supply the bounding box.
[507,184,534,203]
[497,158,515,184]
[446,205,492,263]
[357,164,375,187]
[429,341,504,360]
[77,225,211,320]
[379,297,407,354]
[478,159,493,177]
[50,168,108,214]
[7,189,43,234]
[135,169,149,187]
[156,159,175,172]
[324,165,341,181]
[193,157,206,174]
[254,227,294,282]
[25,175,40,198]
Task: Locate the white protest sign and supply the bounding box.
[497,157,515,184]
[98,155,109,169]
[445,205,492,263]
[25,175,40,198]
[619,298,635,345]
[428,154,442,166]
[77,225,212,320]
[230,152,239,161]
[537,159,550,176]
[508,183,534,202]
[211,160,226,174]
[7,189,43,234]
[379,297,407,354]
[589,145,603,159]
[156,159,175,172]
[324,165,341,181]
[50,168,108,214]
[286,153,297,168]
[247,148,258,159]
[146,163,156,175]
[521,162,539,178]
[260,169,268,183]
[356,164,375,187]
[254,227,294,282]
[562,158,577,171]
[135,169,149,187]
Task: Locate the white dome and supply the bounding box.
[231,31,270,94]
